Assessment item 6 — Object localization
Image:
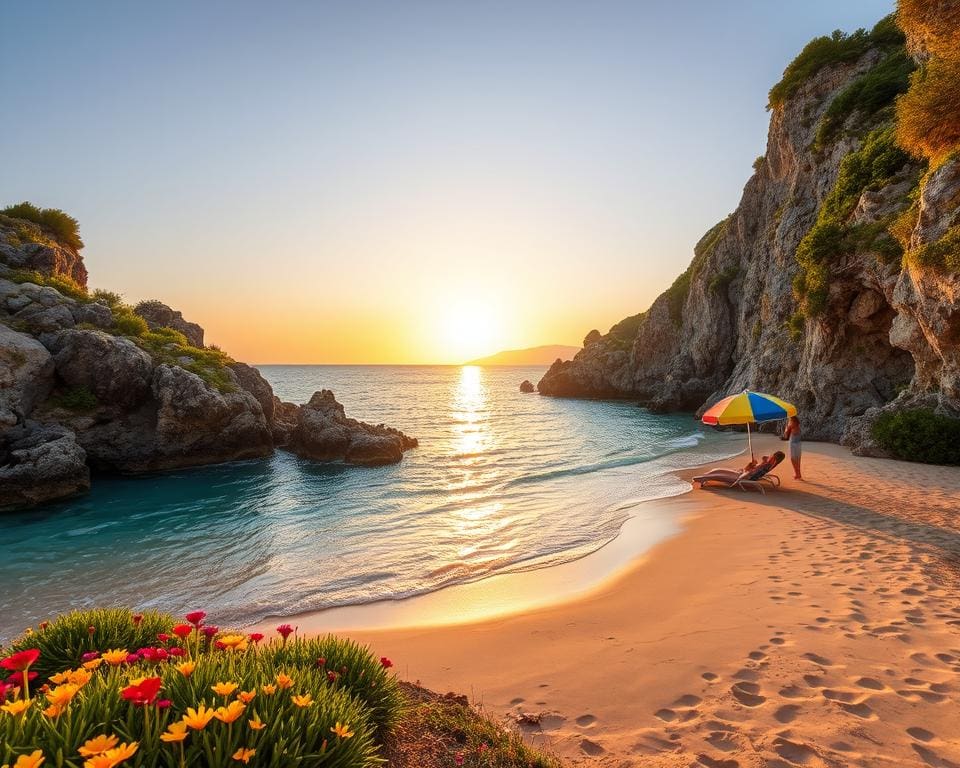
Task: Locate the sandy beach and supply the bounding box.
[280,435,960,767]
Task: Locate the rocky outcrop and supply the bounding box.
[0,222,418,509]
[282,390,418,466]
[539,36,960,449]
[0,215,87,287]
[134,301,204,347]
[0,422,90,511]
[519,380,534,393]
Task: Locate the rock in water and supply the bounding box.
[0,422,90,511]
[133,300,204,347]
[286,389,418,466]
[519,379,535,393]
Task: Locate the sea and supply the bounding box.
[0,365,743,639]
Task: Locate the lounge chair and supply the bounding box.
[693,451,785,495]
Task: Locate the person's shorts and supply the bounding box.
[790,442,801,461]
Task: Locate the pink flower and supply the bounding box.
[156,699,172,709]
[141,647,169,663]
[380,657,393,669]
[455,752,464,766]
[248,633,264,644]
[167,646,186,657]
[275,624,294,640]
[6,671,37,684]
[0,650,39,672]
[125,653,140,665]
[201,625,219,638]
[185,611,206,627]
[81,651,100,662]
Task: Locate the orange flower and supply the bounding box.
[100,649,128,667]
[160,721,189,743]
[1,698,32,716]
[232,748,255,764]
[214,700,246,724]
[211,681,238,698]
[43,703,66,718]
[291,694,313,708]
[175,661,195,677]
[182,705,215,730]
[248,714,266,731]
[217,634,248,652]
[82,741,137,768]
[237,689,256,704]
[261,684,276,696]
[275,673,293,689]
[10,750,45,768]
[82,658,104,670]
[331,722,354,739]
[78,735,119,757]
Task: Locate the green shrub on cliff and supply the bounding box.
[908,224,960,273]
[768,16,904,108]
[7,268,90,302]
[50,385,99,412]
[112,306,150,336]
[871,408,960,465]
[1,201,84,250]
[815,49,915,150]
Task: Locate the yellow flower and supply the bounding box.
[78,735,119,757]
[275,672,293,689]
[261,684,276,696]
[159,721,189,743]
[49,671,70,684]
[46,683,80,709]
[10,751,44,768]
[211,681,238,698]
[175,661,195,677]
[1,699,32,716]
[68,668,93,687]
[182,705,215,730]
[232,748,255,764]
[330,722,354,739]
[82,658,104,670]
[237,689,256,704]
[218,634,248,652]
[248,714,266,731]
[291,694,313,708]
[83,742,138,768]
[43,703,66,718]
[101,649,128,666]
[214,700,246,724]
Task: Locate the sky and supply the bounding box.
[1,0,894,364]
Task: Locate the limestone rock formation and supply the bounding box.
[519,379,535,393]
[134,300,204,347]
[0,422,90,511]
[539,32,960,450]
[0,324,54,428]
[0,215,87,287]
[283,390,418,466]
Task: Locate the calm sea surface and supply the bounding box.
[0,365,741,639]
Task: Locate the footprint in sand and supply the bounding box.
[906,726,935,742]
[773,737,823,766]
[730,682,766,707]
[702,672,719,682]
[748,651,766,661]
[673,694,702,707]
[774,704,801,723]
[802,653,833,667]
[696,756,740,768]
[509,697,525,705]
[839,701,876,719]
[575,714,596,727]
[579,738,604,756]
[854,677,885,691]
[706,732,739,752]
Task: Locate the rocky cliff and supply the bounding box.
[0,217,417,510]
[539,18,960,453]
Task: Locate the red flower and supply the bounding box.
[380,657,393,669]
[185,611,206,627]
[141,647,169,663]
[125,653,140,665]
[214,640,226,650]
[276,624,294,640]
[88,625,96,636]
[316,657,326,668]
[167,646,186,657]
[157,633,171,643]
[6,671,38,684]
[327,671,338,682]
[172,624,193,639]
[81,651,100,662]
[201,625,219,638]
[132,613,144,625]
[455,752,464,766]
[0,649,40,672]
[248,633,264,644]
[121,676,163,706]
[38,621,49,631]
[156,699,172,709]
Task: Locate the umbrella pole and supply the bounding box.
[748,422,754,461]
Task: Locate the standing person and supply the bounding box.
[782,415,803,480]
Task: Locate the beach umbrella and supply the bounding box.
[701,390,797,461]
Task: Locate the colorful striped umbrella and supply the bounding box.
[701,390,797,460]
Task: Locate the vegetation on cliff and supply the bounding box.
[1,202,83,251]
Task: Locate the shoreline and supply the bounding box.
[278,435,960,766]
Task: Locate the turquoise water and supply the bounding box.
[0,365,740,639]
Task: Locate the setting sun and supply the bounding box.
[438,298,504,362]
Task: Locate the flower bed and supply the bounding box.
[0,609,401,768]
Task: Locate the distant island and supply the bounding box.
[467,344,580,366]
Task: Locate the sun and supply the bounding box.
[440,299,502,361]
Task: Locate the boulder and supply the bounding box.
[134,301,204,347]
[0,324,55,427]
[287,389,417,466]
[44,329,154,410]
[72,301,115,330]
[0,422,90,510]
[229,362,275,422]
[14,302,76,333]
[519,379,535,393]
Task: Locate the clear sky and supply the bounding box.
[1,0,894,363]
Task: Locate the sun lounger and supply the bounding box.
[693,452,785,494]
